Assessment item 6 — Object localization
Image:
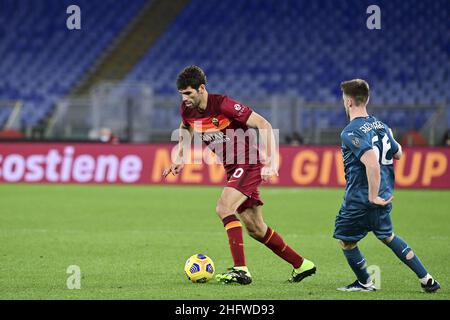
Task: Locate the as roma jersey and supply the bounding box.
[180,94,262,172]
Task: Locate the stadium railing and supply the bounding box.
[0,100,23,132]
[43,82,447,146]
[46,81,154,142]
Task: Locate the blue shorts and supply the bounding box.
[333,204,393,243]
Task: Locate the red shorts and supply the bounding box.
[225,165,264,213]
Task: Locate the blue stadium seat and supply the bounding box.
[0,0,147,127]
[0,0,448,131]
[123,0,449,129]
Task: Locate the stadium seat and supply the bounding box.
[0,0,448,131]
[0,0,147,127]
[123,0,449,130]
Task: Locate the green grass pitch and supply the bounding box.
[0,184,448,300]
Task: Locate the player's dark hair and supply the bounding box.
[176,65,207,90]
[340,79,370,106]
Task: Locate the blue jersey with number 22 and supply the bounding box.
[340,116,399,210]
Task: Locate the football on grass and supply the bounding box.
[184,254,215,283]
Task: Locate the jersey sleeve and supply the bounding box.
[220,97,253,124]
[341,129,373,160]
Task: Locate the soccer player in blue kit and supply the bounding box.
[334,79,440,293]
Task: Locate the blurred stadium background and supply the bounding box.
[0,0,449,146]
[0,0,449,300]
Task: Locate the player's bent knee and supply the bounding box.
[381,234,395,245]
[216,201,235,219]
[339,240,357,250]
[215,204,228,218]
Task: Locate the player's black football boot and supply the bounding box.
[337,279,376,292]
[288,258,316,283]
[216,267,252,285]
[421,278,441,293]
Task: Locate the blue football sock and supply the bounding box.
[386,235,428,279]
[342,247,371,284]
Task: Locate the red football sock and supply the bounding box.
[262,227,304,269]
[222,215,246,267]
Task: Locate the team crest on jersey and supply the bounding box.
[234,104,241,111]
[212,117,219,127]
[352,137,360,148]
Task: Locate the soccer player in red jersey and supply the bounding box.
[163,66,316,285]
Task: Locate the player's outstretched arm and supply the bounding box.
[388,128,402,160]
[162,122,192,178]
[360,149,393,206]
[246,112,279,181]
